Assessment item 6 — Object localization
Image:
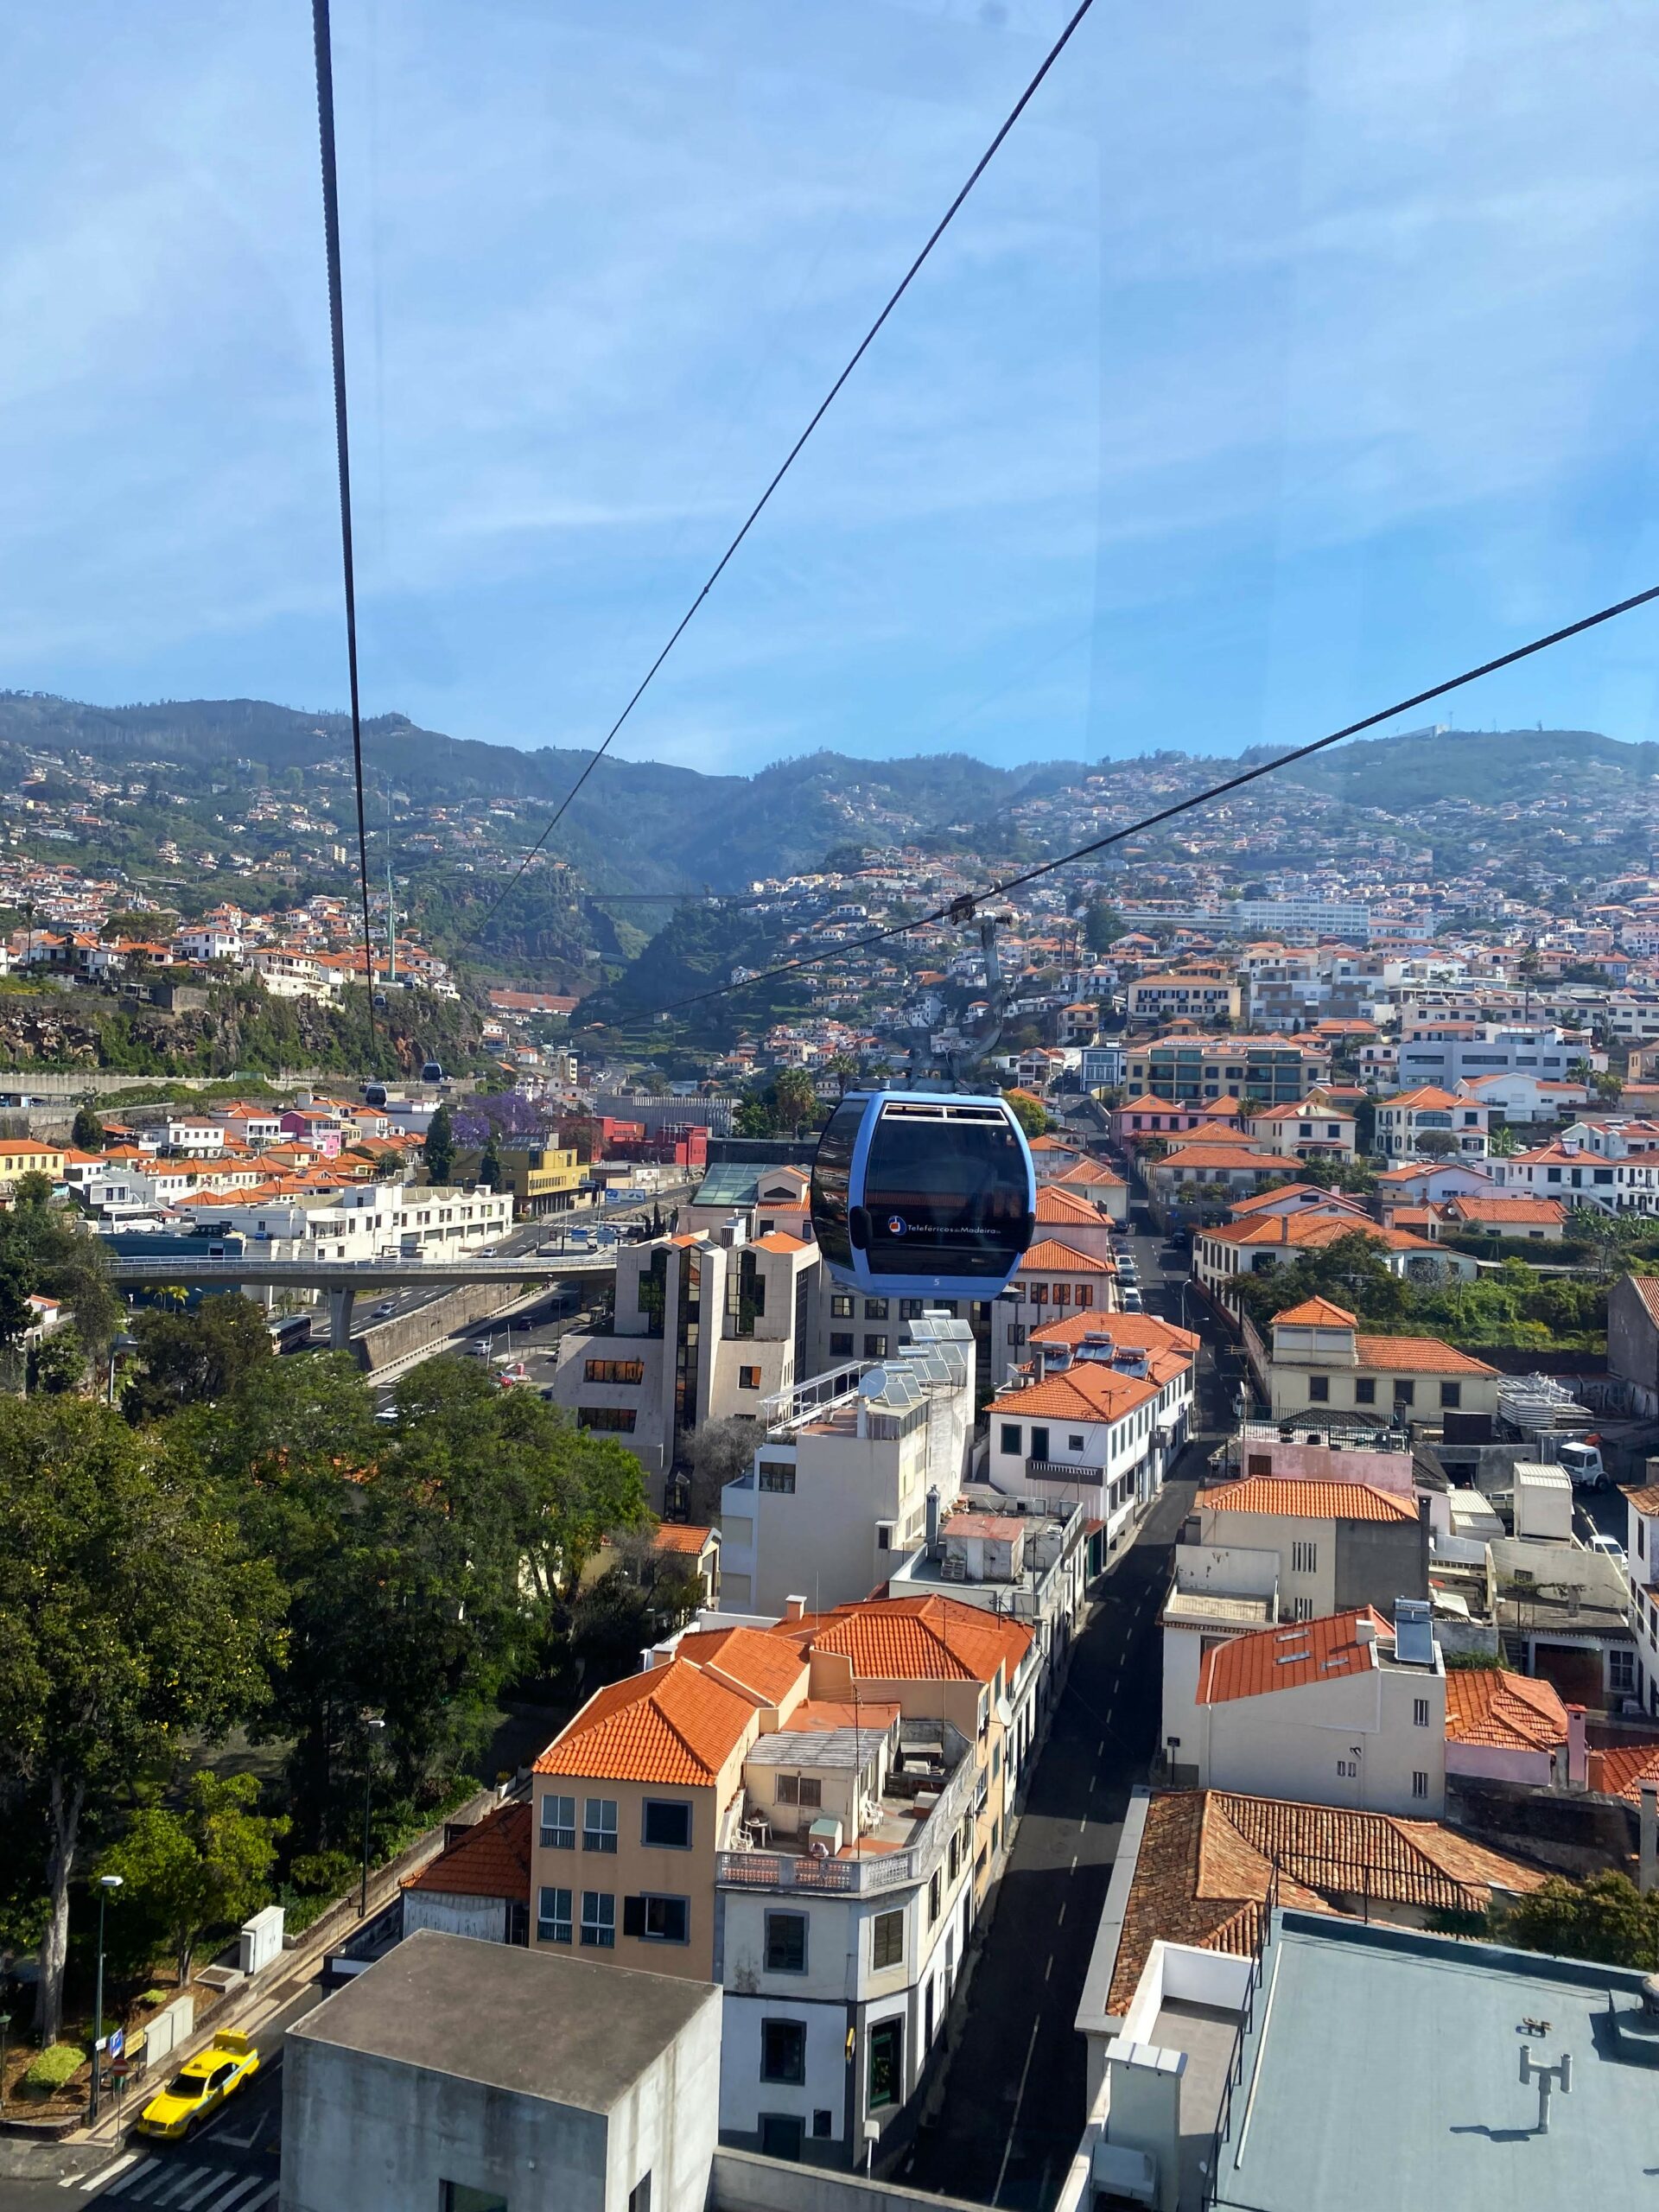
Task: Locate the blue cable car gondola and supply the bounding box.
[810,1089,1036,1302]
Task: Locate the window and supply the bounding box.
[1293,1596,1314,1621]
[1292,1540,1318,1573]
[929,1868,943,1924]
[1412,1770,1429,1801]
[812,2110,833,2139]
[1440,1382,1461,1409]
[629,2179,652,2212]
[864,1299,889,1320]
[642,1800,692,1849]
[1000,1422,1022,1455]
[539,1793,575,1850]
[1394,1379,1415,1408]
[877,1522,894,1550]
[761,2018,806,2083]
[537,1885,572,1944]
[626,1893,690,1944]
[584,1357,645,1385]
[872,1910,905,1969]
[1030,1425,1050,1462]
[1336,1758,1357,1778]
[578,1406,637,1433]
[863,1334,888,1359]
[1307,1375,1329,1402]
[900,1298,925,1319]
[1611,1647,1637,1694]
[759,1460,797,1494]
[830,1332,855,1357]
[581,1891,615,1948]
[760,2115,804,2161]
[766,1911,807,1973]
[1354,1377,1376,1405]
[442,2187,510,2212]
[832,1294,855,1319]
[868,2018,903,2110]
[738,1365,762,1390]
[774,1774,823,1809]
[1068,1433,1085,1451]
[584,1798,619,1853]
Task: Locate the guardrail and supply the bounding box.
[716,1743,977,1897]
[1027,1457,1105,1489]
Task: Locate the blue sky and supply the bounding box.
[3,0,1658,779]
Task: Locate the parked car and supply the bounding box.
[1589,1532,1628,1564]
[1120,1287,1144,1312]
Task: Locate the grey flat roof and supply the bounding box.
[288,1929,717,2113]
[1212,1914,1658,2212]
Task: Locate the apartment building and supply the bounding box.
[1121,1034,1331,1105]
[1194,1210,1475,1301]
[991,1236,1116,1381]
[549,1223,823,1506]
[1264,1296,1501,1423]
[183,1179,512,1261]
[491,1142,584,1218]
[1232,896,1373,941]
[529,1596,1030,2171]
[1394,1020,1593,1090]
[986,1325,1194,1535]
[1124,966,1243,1028]
[1489,1130,1659,1217]
[0,1136,67,1193]
[717,1319,976,1617]
[1622,1482,1659,1718]
[1242,1095,1357,1161]
[1176,1604,1447,1816]
[1373,1084,1491,1160]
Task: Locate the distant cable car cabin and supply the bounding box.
[810,1090,1036,1301]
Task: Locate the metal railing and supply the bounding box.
[1026,1457,1105,1489]
[715,1737,977,1897]
[1202,1870,1278,2209]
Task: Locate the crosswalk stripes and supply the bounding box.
[79,2158,280,2211]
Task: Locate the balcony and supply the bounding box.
[1027,1457,1105,1489]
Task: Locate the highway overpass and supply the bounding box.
[108,1253,618,1347]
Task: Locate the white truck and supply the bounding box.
[1555,1439,1609,1492]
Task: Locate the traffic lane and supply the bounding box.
[16,1986,319,2210]
[903,1477,1197,2211]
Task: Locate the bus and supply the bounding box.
[268,1313,314,1356]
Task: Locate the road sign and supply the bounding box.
[106,2029,124,2060]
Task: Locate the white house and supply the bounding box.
[987,1325,1195,1541]
[1373,1085,1491,1160]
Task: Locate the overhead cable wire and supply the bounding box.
[313,0,380,1065]
[634,581,1659,1020]
[458,0,1102,960]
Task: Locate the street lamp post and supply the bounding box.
[0,2009,11,2107]
[89,1874,123,2125]
[359,1717,386,1918]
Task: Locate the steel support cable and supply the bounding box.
[636,581,1659,1020]
[458,0,1103,960]
[313,0,380,1065]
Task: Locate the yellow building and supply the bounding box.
[0,1136,67,1195]
[494,1143,583,1217]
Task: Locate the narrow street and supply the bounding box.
[903,1191,1227,2210]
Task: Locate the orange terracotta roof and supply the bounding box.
[653,1523,713,1555]
[1273,1295,1358,1327]
[1624,1278,1659,1330]
[1105,1789,1545,2014]
[1382,1085,1470,1110]
[782,1699,901,1734]
[1205,1478,1419,1524]
[1029,1309,1198,1354]
[785,1594,1031,1686]
[990,1362,1160,1422]
[1035,1185,1108,1224]
[1200,1607,1396,1705]
[533,1655,770,1784]
[667,1624,810,1707]
[1156,1144,1287,1171]
[1353,1333,1497,1376]
[403,1801,531,1901]
[1052,1158,1127,1189]
[1444,1195,1567,1224]
[1018,1237,1111,1274]
[1444,1669,1567,1753]
[1586,1740,1659,1805]
[749,1231,808,1254]
[1622,1484,1659,1516]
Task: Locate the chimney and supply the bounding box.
[1355,1618,1376,1645]
[1641,1779,1659,1896]
[783,1595,807,1623]
[925,1486,943,1559]
[1566,1704,1588,1790]
[1036,1345,1049,1381]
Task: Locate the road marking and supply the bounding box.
[72,2153,140,2193]
[174,2169,237,2210]
[206,2177,270,2212]
[106,2166,168,2203]
[991,2016,1042,2206]
[1045,1954,1054,1981]
[1057,1899,1068,1925]
[1070,1853,1078,1872]
[240,2185,280,2212]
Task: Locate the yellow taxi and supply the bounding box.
[136,2031,259,2140]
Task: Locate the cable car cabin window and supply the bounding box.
[810,1101,864,1269]
[861,1105,1031,1281]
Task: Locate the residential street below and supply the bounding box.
[901,1196,1226,2211]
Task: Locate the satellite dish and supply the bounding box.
[861,1369,889,1400]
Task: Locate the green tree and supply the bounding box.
[99,1772,288,1987]
[0,1395,281,2041]
[1001,1089,1052,1140]
[1414,1130,1459,1158]
[683,1414,761,1521]
[1500,1872,1659,1970]
[824,1052,859,1101]
[770,1068,821,1135]
[1232,1230,1414,1329]
[124,1294,273,1422]
[479,1128,503,1189]
[734,1092,774,1138]
[1593,1070,1624,1103]
[29,1321,86,1396]
[0,1172,118,1357]
[70,1103,104,1153]
[423,1102,454,1184]
[1084,901,1126,954]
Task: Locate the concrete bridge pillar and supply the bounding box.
[328,1287,356,1351]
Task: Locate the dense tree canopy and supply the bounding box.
[123,1294,274,1421]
